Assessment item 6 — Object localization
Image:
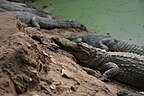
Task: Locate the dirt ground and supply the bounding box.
[0,12,140,96]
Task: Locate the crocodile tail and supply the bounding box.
[49,19,87,31]
[113,40,144,55]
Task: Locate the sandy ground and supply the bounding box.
[0,12,140,96]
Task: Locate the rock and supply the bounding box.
[31,92,39,96]
[61,69,74,79]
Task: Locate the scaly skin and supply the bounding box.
[0,8,6,12]
[0,0,26,6]
[52,37,144,89]
[11,11,87,30]
[117,90,143,96]
[0,4,49,17]
[68,34,144,55]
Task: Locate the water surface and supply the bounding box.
[33,0,144,45]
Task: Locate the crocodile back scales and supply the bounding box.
[108,52,144,88]
[81,50,144,88]
[38,17,86,30]
[112,40,144,55]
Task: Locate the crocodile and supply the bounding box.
[52,37,144,89]
[11,11,87,30]
[0,3,50,18]
[117,90,143,96]
[7,0,37,3]
[0,8,6,12]
[0,0,26,6]
[68,34,144,55]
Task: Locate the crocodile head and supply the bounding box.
[52,37,105,62]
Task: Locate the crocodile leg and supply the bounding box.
[98,38,115,51]
[31,17,40,29]
[101,62,119,81]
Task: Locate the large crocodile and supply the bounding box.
[52,37,144,89]
[11,11,87,30]
[68,34,144,55]
[0,3,50,18]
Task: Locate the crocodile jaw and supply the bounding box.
[52,37,77,50]
[52,37,92,61]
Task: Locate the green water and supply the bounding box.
[33,0,144,45]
